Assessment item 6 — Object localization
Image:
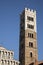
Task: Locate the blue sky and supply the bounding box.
[0,0,43,61]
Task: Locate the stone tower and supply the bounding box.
[19,8,38,65]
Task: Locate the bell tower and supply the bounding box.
[19,8,38,65]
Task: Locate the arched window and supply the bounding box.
[30,52,32,58]
[29,42,33,47]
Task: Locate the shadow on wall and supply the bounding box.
[39,63,43,65]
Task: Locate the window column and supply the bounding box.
[2,51,4,58]
[15,61,16,65]
[13,61,15,65]
[5,51,7,59]
[0,51,1,58]
[11,52,13,59]
[1,60,4,65]
[5,60,7,65]
[8,52,10,59]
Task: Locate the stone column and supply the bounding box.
[1,51,2,59]
[15,61,17,65]
[4,60,5,65]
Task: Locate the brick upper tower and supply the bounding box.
[19,8,38,65]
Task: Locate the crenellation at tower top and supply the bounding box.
[25,8,36,14]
